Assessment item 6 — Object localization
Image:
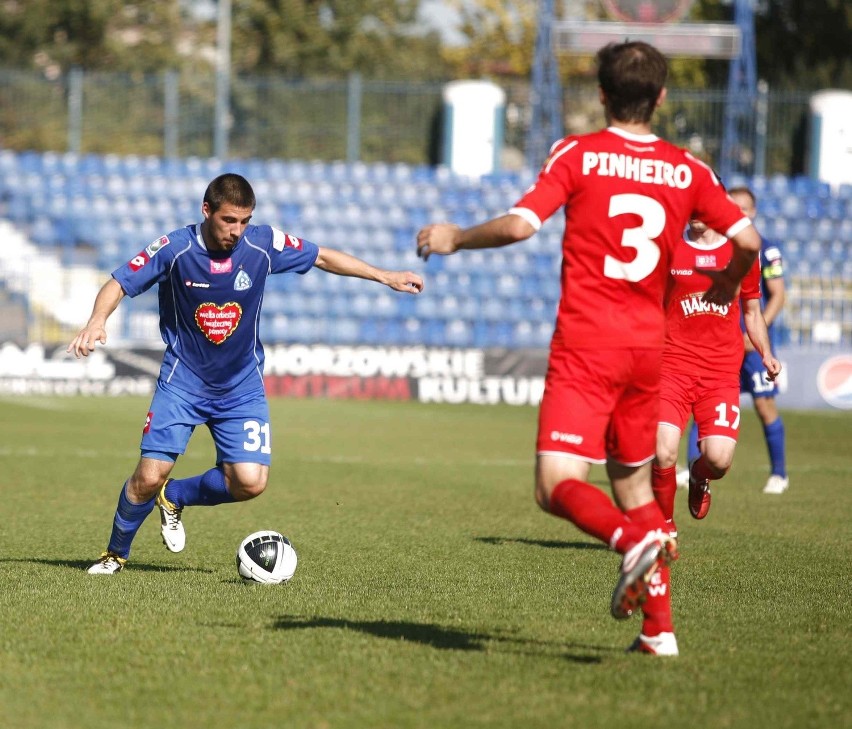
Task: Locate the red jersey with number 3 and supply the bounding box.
[663,233,762,377]
[509,127,751,350]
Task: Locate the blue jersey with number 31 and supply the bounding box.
[112,224,319,398]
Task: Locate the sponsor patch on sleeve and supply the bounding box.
[128,251,150,272]
[272,227,303,251]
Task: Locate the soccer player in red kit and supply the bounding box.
[416,41,762,655]
[653,220,781,535]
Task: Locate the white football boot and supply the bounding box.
[87,552,127,575]
[156,480,185,552]
[627,632,679,656]
[763,475,789,494]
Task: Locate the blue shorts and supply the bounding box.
[141,381,272,465]
[740,350,778,398]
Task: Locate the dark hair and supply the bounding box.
[203,173,256,212]
[726,186,757,206]
[597,41,668,124]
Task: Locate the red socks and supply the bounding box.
[651,464,677,522]
[625,503,674,636]
[549,479,649,553]
[691,456,716,482]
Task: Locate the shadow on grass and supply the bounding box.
[475,536,607,551]
[0,557,213,573]
[273,615,610,663]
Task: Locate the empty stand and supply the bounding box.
[0,149,849,349]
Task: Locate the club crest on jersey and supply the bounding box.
[234,270,252,291]
[195,302,243,344]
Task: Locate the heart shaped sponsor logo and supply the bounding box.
[195,302,243,344]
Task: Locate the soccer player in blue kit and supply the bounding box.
[68,173,424,574]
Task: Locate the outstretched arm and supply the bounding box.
[313,247,423,294]
[416,214,536,261]
[67,278,126,358]
[743,298,781,381]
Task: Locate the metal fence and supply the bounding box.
[0,67,812,175]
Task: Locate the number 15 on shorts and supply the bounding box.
[244,420,271,454]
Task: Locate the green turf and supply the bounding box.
[0,396,849,729]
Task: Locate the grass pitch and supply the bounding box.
[0,396,849,729]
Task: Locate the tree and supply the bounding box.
[0,0,184,74]
[231,0,448,79]
[698,0,852,89]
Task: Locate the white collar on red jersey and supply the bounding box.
[606,126,659,144]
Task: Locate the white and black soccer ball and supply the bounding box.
[236,530,298,584]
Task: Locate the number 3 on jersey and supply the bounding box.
[604,193,665,282]
[244,420,271,454]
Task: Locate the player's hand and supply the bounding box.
[386,271,424,294]
[763,355,782,382]
[66,325,107,358]
[416,224,462,261]
[698,268,741,306]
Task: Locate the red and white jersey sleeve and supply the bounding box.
[509,128,751,350]
[662,235,762,377]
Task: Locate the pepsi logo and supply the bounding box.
[817,355,852,410]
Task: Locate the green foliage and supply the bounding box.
[230,0,449,79]
[0,396,849,728]
[697,0,852,88]
[0,0,184,74]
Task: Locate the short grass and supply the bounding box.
[0,396,849,729]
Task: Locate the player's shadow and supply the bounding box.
[274,615,485,651]
[475,536,607,551]
[273,615,609,663]
[0,557,212,573]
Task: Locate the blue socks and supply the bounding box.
[107,482,156,559]
[763,418,787,477]
[687,421,700,464]
[164,466,235,508]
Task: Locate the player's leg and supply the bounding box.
[87,384,197,573]
[607,350,678,643]
[687,379,742,519]
[675,421,699,488]
[87,456,177,574]
[653,371,694,537]
[535,347,655,556]
[754,395,788,494]
[741,351,787,493]
[652,424,681,536]
[163,387,271,509]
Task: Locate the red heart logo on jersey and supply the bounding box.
[195,302,243,344]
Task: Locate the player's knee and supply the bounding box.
[224,465,269,501]
[704,452,733,477]
[655,446,678,469]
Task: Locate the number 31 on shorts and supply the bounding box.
[243,420,271,454]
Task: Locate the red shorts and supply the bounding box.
[536,347,662,466]
[658,369,741,442]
